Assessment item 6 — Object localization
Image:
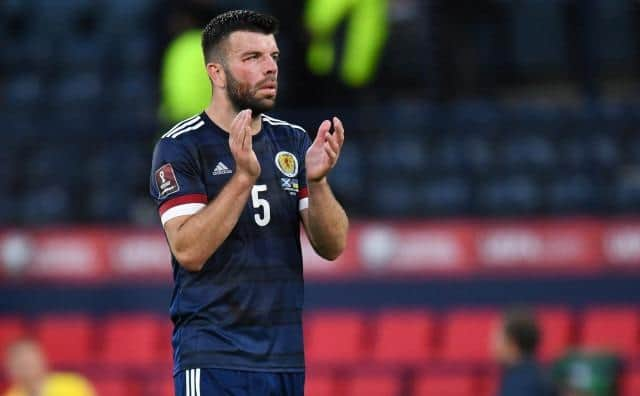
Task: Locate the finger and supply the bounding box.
[333,116,345,146]
[230,110,247,147]
[324,141,337,162]
[314,120,331,145]
[327,133,340,154]
[244,126,253,151]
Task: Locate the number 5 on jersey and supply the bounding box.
[251,185,270,226]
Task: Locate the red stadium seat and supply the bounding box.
[440,310,500,363]
[536,308,573,362]
[143,376,174,396]
[622,370,640,396]
[305,373,337,396]
[157,319,174,369]
[413,372,476,396]
[580,307,640,360]
[35,314,93,367]
[344,372,402,396]
[0,317,26,356]
[100,314,163,368]
[371,310,435,364]
[477,368,499,396]
[305,311,367,365]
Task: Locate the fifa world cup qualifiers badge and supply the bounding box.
[155,163,180,198]
[275,151,299,195]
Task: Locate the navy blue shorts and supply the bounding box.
[174,368,305,396]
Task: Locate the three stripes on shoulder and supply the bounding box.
[161,114,306,140]
[162,115,205,139]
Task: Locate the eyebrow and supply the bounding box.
[239,49,280,57]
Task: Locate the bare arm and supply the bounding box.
[301,117,349,260]
[164,110,260,271]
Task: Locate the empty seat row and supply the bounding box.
[305,307,640,365]
[0,314,172,369]
[0,307,637,370]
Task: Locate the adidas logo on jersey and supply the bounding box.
[212,162,232,176]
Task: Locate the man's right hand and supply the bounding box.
[229,109,261,182]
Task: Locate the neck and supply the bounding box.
[205,98,262,135]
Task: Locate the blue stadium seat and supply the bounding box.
[1,73,43,109]
[87,145,148,190]
[329,142,364,206]
[545,173,599,213]
[477,174,541,215]
[87,187,133,222]
[50,72,102,107]
[592,0,635,66]
[417,176,471,216]
[448,100,500,135]
[507,0,568,75]
[22,185,72,224]
[613,170,640,212]
[58,36,108,72]
[504,104,563,134]
[500,134,556,171]
[24,147,84,189]
[369,182,416,217]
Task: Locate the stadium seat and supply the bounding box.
[0,317,27,356]
[100,314,163,368]
[440,310,500,363]
[622,370,640,396]
[305,373,337,396]
[344,372,402,396]
[545,173,598,213]
[580,307,640,360]
[34,314,93,367]
[143,376,174,396]
[305,311,367,365]
[477,174,541,215]
[371,310,435,364]
[418,176,471,215]
[413,372,476,396]
[536,308,573,362]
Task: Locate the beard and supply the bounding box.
[225,68,277,115]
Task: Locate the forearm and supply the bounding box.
[306,178,349,260]
[170,173,254,270]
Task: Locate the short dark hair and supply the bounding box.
[202,10,279,63]
[504,310,540,357]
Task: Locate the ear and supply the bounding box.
[206,62,226,89]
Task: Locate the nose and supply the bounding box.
[264,56,278,76]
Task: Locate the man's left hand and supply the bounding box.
[306,117,345,183]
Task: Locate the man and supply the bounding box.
[149,10,348,396]
[3,339,95,396]
[493,310,555,396]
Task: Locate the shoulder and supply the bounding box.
[261,114,307,135]
[158,114,207,143]
[154,114,208,154]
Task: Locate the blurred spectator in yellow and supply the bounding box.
[3,339,95,396]
[493,309,555,396]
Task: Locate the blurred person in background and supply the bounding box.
[494,310,555,396]
[150,9,348,396]
[3,339,94,396]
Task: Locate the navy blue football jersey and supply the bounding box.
[149,112,312,374]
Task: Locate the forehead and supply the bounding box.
[225,31,278,55]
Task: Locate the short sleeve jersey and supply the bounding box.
[149,112,312,374]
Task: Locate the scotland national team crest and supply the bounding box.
[275,151,298,178]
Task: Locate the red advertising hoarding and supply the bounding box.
[1,219,639,282]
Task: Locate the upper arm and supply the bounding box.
[149,138,208,231]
